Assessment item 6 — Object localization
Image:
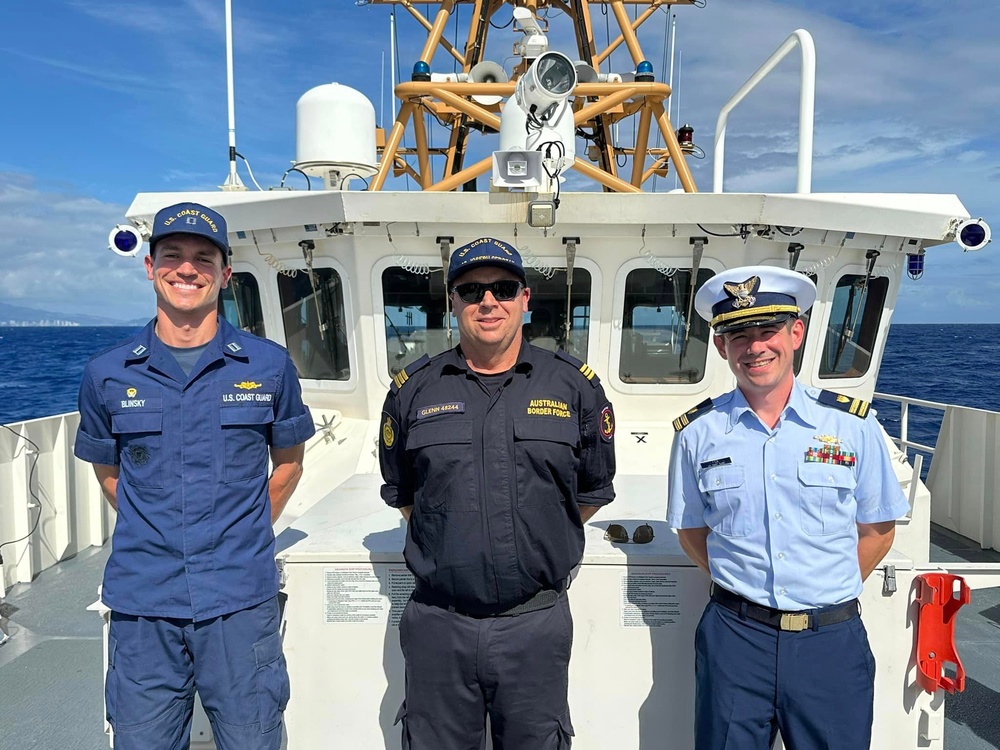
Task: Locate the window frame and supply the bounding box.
[371,255,604,390]
[609,257,718,395]
[276,256,359,393]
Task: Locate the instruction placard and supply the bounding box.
[620,572,682,628]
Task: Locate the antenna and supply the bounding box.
[220,0,246,191]
[390,10,397,124]
[674,50,682,190]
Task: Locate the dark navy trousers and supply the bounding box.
[106,597,288,750]
[397,595,575,750]
[694,601,876,750]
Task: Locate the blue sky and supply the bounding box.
[1,0,997,322]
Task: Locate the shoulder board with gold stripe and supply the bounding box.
[672,398,715,432]
[817,389,870,418]
[554,349,601,387]
[390,354,431,394]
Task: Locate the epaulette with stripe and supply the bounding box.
[817,389,870,418]
[390,354,431,394]
[555,349,601,387]
[672,398,715,432]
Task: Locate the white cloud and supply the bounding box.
[0,173,152,321]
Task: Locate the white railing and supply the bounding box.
[875,392,1000,552]
[713,29,816,194]
[0,412,113,596]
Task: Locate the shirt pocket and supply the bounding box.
[697,465,749,537]
[797,463,857,536]
[512,419,580,508]
[111,410,164,489]
[220,406,275,483]
[405,420,476,512]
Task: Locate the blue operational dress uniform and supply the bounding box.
[379,341,616,749]
[76,314,314,747]
[668,266,910,750]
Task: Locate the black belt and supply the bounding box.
[711,585,859,632]
[413,582,565,618]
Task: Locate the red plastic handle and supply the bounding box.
[914,573,970,694]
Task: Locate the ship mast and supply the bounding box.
[363,0,699,193]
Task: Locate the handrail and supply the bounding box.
[713,29,816,194]
[873,391,948,456]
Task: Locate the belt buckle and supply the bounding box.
[779,613,810,632]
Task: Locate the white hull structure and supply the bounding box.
[3,2,999,748]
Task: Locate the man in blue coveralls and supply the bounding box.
[668,266,909,750]
[379,238,616,749]
[75,202,315,749]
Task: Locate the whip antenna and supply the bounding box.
[221,0,246,191]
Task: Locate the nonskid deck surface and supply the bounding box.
[1,532,997,750]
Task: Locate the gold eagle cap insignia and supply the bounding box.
[722,275,760,310]
[234,381,262,390]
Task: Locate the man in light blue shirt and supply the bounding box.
[668,266,909,750]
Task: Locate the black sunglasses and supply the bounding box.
[452,280,524,304]
[604,523,655,544]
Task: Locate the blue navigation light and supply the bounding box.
[114,229,139,253]
[635,60,655,82]
[411,61,431,81]
[906,253,925,280]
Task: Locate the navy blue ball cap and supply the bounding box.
[149,202,230,263]
[447,237,526,284]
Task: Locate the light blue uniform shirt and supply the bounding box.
[668,381,909,611]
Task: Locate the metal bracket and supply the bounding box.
[787,242,804,271]
[437,236,454,345]
[883,564,897,595]
[562,237,579,346]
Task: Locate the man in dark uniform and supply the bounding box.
[75,202,314,749]
[379,237,616,749]
[668,266,908,750]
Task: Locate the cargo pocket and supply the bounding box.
[697,465,749,537]
[105,634,119,725]
[406,420,476,511]
[557,710,575,748]
[797,463,856,535]
[221,406,274,483]
[513,419,580,508]
[111,410,164,489]
[253,632,290,734]
[394,701,411,750]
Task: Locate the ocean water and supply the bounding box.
[0,324,997,431]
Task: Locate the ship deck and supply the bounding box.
[1,528,998,749]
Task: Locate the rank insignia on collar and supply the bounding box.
[131,344,147,356]
[126,388,137,398]
[226,342,243,353]
[382,413,397,449]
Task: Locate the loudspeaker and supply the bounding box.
[469,61,508,105]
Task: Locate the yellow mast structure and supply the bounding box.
[363,0,699,193]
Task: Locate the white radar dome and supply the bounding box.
[295,83,378,189]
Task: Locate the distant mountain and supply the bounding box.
[0,300,141,327]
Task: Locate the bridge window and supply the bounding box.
[819,274,889,379]
[381,266,593,377]
[219,272,265,338]
[278,268,351,381]
[619,268,714,384]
